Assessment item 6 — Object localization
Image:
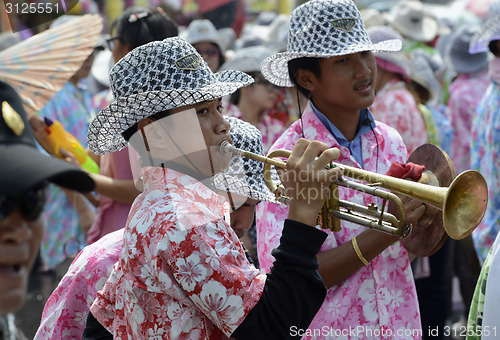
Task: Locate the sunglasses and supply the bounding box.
[196,47,219,57]
[106,35,122,51]
[0,185,48,221]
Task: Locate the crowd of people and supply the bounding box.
[1,0,500,339]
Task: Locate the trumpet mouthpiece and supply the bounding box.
[219,140,232,154]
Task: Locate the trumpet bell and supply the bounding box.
[443,170,487,239]
[400,144,487,257]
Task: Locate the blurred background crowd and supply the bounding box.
[1,0,499,339]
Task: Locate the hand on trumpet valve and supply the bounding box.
[282,139,343,227]
[398,195,427,229]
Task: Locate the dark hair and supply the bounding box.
[489,40,500,57]
[288,57,321,98]
[229,71,260,105]
[122,109,172,142]
[212,43,226,70]
[409,80,430,104]
[111,6,179,51]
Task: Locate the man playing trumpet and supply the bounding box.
[257,0,432,338]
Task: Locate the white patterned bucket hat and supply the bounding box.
[214,116,276,203]
[260,0,402,87]
[469,0,500,54]
[88,37,253,155]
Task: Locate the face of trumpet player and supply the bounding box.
[134,99,233,177]
[292,51,377,140]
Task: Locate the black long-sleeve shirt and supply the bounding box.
[83,219,327,340]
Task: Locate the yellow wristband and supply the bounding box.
[352,236,369,266]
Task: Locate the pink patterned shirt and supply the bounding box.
[90,167,266,339]
[34,229,124,339]
[447,71,490,174]
[256,102,421,339]
[370,78,428,154]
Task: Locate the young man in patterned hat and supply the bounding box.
[258,0,434,338]
[83,36,344,339]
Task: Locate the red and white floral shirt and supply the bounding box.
[90,167,266,339]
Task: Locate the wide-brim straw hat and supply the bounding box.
[88,37,253,155]
[214,116,276,203]
[388,0,438,43]
[449,25,489,74]
[260,0,401,87]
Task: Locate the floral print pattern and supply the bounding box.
[90,167,266,339]
[256,102,421,339]
[34,229,124,339]
[448,71,490,174]
[470,81,500,263]
[370,78,428,154]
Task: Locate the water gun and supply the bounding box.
[43,117,100,174]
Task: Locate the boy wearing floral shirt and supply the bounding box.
[83,37,343,339]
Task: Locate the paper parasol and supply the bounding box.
[0,14,103,117]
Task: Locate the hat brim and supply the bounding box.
[469,15,500,54]
[390,15,438,43]
[261,39,402,87]
[0,144,95,196]
[89,70,253,155]
[214,173,277,203]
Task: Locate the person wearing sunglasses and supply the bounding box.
[0,80,94,338]
[183,19,226,72]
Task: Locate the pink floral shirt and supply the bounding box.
[224,102,286,153]
[256,102,421,339]
[447,71,490,174]
[90,167,266,339]
[370,78,428,154]
[34,229,124,339]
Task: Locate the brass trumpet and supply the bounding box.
[219,141,488,240]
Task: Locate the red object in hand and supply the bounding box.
[385,162,426,181]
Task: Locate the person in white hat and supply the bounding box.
[183,19,226,73]
[258,0,435,337]
[82,36,343,339]
[85,6,179,246]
